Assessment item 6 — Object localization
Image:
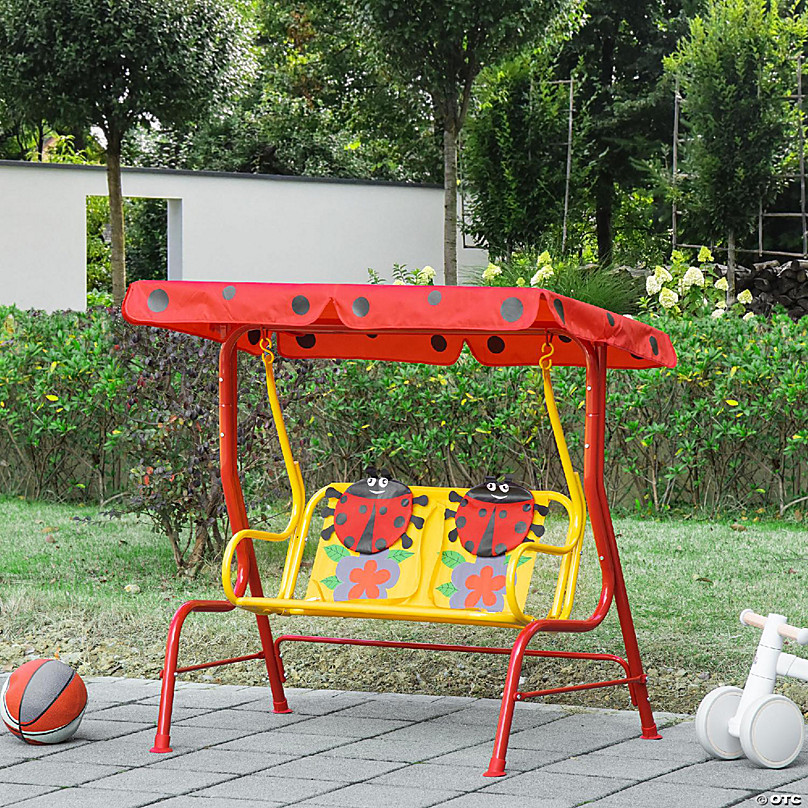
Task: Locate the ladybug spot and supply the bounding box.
[515,521,528,533]
[402,536,413,548]
[499,510,507,519]
[379,506,388,515]
[428,289,442,305]
[464,541,475,553]
[340,495,348,504]
[353,296,370,317]
[344,536,355,548]
[456,516,467,528]
[500,297,523,322]
[607,312,615,326]
[487,336,505,354]
[147,288,169,313]
[394,516,405,528]
[375,538,387,551]
[478,508,487,517]
[461,498,468,506]
[553,299,566,324]
[222,285,236,300]
[359,504,368,514]
[431,335,448,352]
[494,543,507,555]
[649,335,659,356]
[522,503,532,512]
[291,295,310,315]
[401,498,409,507]
[335,513,348,525]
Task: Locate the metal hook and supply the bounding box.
[539,340,555,370]
[259,335,274,363]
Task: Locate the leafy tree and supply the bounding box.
[0,0,249,304]
[463,53,574,258]
[358,0,574,284]
[666,0,806,302]
[556,0,696,265]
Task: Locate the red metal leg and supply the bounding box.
[151,599,236,753]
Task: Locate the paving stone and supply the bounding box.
[508,719,637,754]
[90,766,234,794]
[0,784,55,806]
[217,732,346,756]
[588,735,710,763]
[138,686,260,711]
[772,776,808,795]
[91,703,207,724]
[173,707,310,731]
[541,750,685,780]
[256,753,403,783]
[322,737,482,762]
[479,769,635,802]
[121,724,250,751]
[428,742,569,772]
[378,723,495,745]
[150,748,295,774]
[656,757,808,791]
[153,797,285,808]
[1,759,128,786]
[336,699,466,722]
[232,690,370,716]
[368,762,519,792]
[582,781,752,807]
[292,782,462,807]
[429,706,565,731]
[78,718,153,741]
[435,795,575,808]
[272,714,411,738]
[195,774,344,802]
[40,738,186,767]
[9,787,164,808]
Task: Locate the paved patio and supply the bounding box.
[1,676,807,807]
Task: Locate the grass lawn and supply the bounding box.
[1,496,807,715]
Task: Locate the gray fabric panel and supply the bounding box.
[19,660,75,725]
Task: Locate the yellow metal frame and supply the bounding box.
[221,340,587,630]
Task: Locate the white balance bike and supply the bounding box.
[696,610,808,768]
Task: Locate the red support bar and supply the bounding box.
[168,652,266,676]
[516,675,645,701]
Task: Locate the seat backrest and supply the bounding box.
[303,481,562,620]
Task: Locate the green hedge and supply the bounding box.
[1,306,805,567]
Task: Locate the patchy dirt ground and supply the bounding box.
[4,617,808,718]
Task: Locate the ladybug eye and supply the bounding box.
[499,483,510,494]
[486,482,496,492]
[367,477,377,486]
[379,477,389,487]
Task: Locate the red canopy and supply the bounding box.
[122,281,676,369]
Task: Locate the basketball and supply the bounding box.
[1,659,87,744]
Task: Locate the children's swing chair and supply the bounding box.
[122,281,677,776]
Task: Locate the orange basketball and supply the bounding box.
[1,659,87,744]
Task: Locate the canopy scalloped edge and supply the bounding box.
[121,281,677,370]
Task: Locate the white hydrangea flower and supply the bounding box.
[715,297,727,309]
[393,279,405,285]
[743,311,755,321]
[531,266,555,286]
[536,250,553,267]
[681,266,705,290]
[416,265,436,284]
[481,263,502,282]
[646,275,662,295]
[711,308,725,318]
[714,277,728,291]
[654,265,673,283]
[659,288,679,309]
[737,288,753,304]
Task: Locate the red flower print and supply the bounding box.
[348,559,392,599]
[464,564,506,608]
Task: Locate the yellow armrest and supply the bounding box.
[222,528,290,604]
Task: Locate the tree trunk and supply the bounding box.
[106,141,127,306]
[727,229,737,306]
[595,178,613,266]
[443,125,458,285]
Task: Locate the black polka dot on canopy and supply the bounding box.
[501,297,523,322]
[367,334,378,339]
[222,285,236,300]
[352,296,370,317]
[515,521,527,533]
[428,290,442,306]
[296,334,316,349]
[559,334,572,343]
[335,513,348,525]
[607,312,616,326]
[394,516,405,528]
[553,299,566,324]
[431,335,447,352]
[631,353,643,361]
[487,336,505,354]
[248,330,261,345]
[147,289,169,313]
[649,335,659,355]
[291,295,310,315]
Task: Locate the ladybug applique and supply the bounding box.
[444,475,548,557]
[320,467,428,554]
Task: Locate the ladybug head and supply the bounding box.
[468,473,531,503]
[349,467,409,499]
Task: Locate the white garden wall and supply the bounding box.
[0,160,486,312]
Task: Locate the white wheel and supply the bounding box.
[740,694,805,768]
[695,686,744,759]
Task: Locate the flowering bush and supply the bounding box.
[368,263,436,285]
[640,247,755,319]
